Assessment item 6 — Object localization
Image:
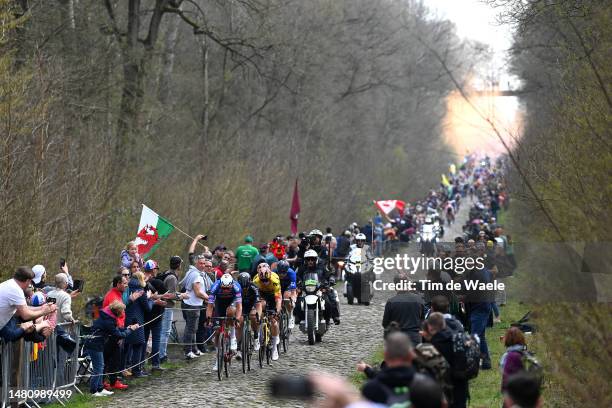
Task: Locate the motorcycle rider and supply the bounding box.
[295,250,340,325]
[308,229,329,259]
[349,233,374,262]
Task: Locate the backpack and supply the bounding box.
[414,343,453,398]
[520,350,543,383]
[451,331,480,380]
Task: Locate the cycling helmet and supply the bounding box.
[220,273,233,287]
[257,263,271,280]
[237,272,251,289]
[309,229,323,238]
[143,260,158,271]
[304,249,318,259]
[355,233,366,241]
[425,217,432,224]
[277,260,290,274]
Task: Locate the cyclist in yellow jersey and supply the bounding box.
[252,263,282,360]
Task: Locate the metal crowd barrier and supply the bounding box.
[1,321,82,408]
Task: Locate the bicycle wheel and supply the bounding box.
[224,333,230,378]
[246,325,252,371]
[258,322,265,369]
[217,333,224,381]
[241,323,247,374]
[281,311,288,353]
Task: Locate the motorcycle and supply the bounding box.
[417,224,438,257]
[343,250,374,306]
[298,271,329,345]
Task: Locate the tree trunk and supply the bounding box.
[158,11,181,105]
[200,35,209,146]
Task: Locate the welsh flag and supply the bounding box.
[374,200,406,220]
[135,205,175,259]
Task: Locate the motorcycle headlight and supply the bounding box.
[305,285,317,292]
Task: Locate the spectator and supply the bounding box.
[195,258,215,354]
[382,274,424,345]
[503,372,543,408]
[235,235,259,273]
[421,312,468,408]
[211,244,226,267]
[500,327,527,391]
[31,264,48,290]
[429,295,464,333]
[179,254,209,359]
[0,267,56,341]
[142,260,168,372]
[335,230,352,259]
[47,273,75,324]
[121,241,143,269]
[188,234,209,264]
[124,271,152,378]
[461,257,494,370]
[285,236,300,267]
[361,331,421,405]
[214,259,230,280]
[129,260,141,276]
[409,375,448,408]
[157,255,186,364]
[102,274,131,389]
[84,301,138,397]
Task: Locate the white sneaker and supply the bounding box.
[100,389,114,396]
[253,340,260,351]
[271,347,279,361]
[185,352,197,360]
[193,349,204,357]
[93,392,107,397]
[212,360,218,372]
[230,336,238,351]
[288,316,295,329]
[235,350,242,360]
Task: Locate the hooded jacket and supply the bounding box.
[84,307,133,352]
[361,365,420,404]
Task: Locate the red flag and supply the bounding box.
[289,178,301,234]
[374,200,406,220]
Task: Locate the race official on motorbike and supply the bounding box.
[308,229,329,259]
[349,233,374,262]
[295,250,340,325]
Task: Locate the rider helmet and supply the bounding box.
[277,260,290,275]
[355,233,366,248]
[220,273,233,287]
[425,217,433,224]
[237,272,251,289]
[257,263,271,281]
[304,249,318,259]
[309,229,323,238]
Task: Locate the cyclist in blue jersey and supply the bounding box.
[275,260,297,329]
[205,273,242,371]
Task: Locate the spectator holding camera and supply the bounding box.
[47,273,75,324]
[124,271,152,377]
[0,267,57,341]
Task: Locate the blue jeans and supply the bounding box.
[86,349,104,394]
[491,302,500,318]
[143,318,162,367]
[159,308,173,360]
[469,304,491,360]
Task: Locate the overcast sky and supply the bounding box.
[424,0,516,88]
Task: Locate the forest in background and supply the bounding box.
[498,0,612,406]
[0,0,483,293]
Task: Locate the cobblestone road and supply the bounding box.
[95,204,469,408]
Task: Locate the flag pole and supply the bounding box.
[142,204,207,249]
